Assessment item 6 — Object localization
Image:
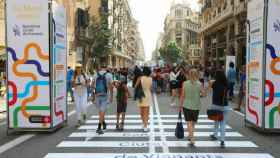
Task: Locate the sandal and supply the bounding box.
[210,134,218,141]
[120,122,124,131]
[116,123,120,130]
[76,120,82,127]
[188,138,195,147]
[234,108,241,111]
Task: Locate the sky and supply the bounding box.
[129,0,200,61]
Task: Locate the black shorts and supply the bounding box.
[170,81,178,89]
[183,108,199,122]
[117,101,127,113]
[199,78,204,84]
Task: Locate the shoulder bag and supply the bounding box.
[175,111,184,139]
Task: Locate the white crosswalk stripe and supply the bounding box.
[69,131,244,138]
[57,140,258,148]
[79,124,232,130]
[44,114,274,158]
[45,153,274,158]
[86,118,214,123]
[91,114,208,119]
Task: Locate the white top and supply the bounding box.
[169,71,180,81]
[199,71,204,79]
[74,74,88,96]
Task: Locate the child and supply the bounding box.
[116,75,130,131]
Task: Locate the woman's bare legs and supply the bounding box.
[187,121,195,145]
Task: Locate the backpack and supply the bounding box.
[95,73,107,95]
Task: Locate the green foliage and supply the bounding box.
[88,15,112,58]
[159,42,182,64]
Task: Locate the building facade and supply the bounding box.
[108,0,143,68]
[199,0,247,69]
[152,33,164,65]
[163,2,201,65]
[136,36,145,65]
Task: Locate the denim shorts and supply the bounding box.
[96,95,108,112]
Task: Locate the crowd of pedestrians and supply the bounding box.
[66,61,245,148]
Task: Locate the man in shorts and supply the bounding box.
[93,65,113,134]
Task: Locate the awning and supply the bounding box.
[112,50,132,61]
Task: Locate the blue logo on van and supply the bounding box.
[274,19,280,32]
[13,25,21,37]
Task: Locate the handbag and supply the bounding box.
[207,109,223,121]
[207,87,227,121]
[175,111,184,139]
[134,80,145,101]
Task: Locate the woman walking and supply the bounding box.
[177,66,187,97]
[208,70,230,148]
[227,62,236,100]
[73,64,89,127]
[135,66,152,132]
[180,69,205,146]
[169,65,180,107]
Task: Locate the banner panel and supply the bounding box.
[52,2,67,127]
[265,0,280,129]
[246,0,265,127]
[6,0,51,128]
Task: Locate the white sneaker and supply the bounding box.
[170,102,176,107]
[143,127,148,132]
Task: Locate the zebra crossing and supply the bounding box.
[44,114,274,158]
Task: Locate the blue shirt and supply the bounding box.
[67,69,74,82]
[227,68,236,83]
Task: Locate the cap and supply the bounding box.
[76,63,82,68]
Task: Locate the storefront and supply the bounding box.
[110,50,132,68]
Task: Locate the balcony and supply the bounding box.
[234,1,247,15]
[200,6,234,32]
[201,0,212,13]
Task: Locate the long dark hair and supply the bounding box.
[73,68,85,81]
[172,67,177,73]
[142,67,151,76]
[214,70,228,87]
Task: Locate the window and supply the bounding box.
[194,50,200,57]
[176,22,182,30]
[176,37,182,47]
[176,32,182,38]
[175,9,183,17]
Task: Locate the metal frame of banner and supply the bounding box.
[245,0,280,133]
[5,0,68,134]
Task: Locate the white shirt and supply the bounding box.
[74,74,88,96]
[169,71,180,81]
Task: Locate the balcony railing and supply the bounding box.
[234,1,247,15]
[200,6,234,32]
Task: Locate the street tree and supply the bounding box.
[87,15,112,73]
[159,42,183,64]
